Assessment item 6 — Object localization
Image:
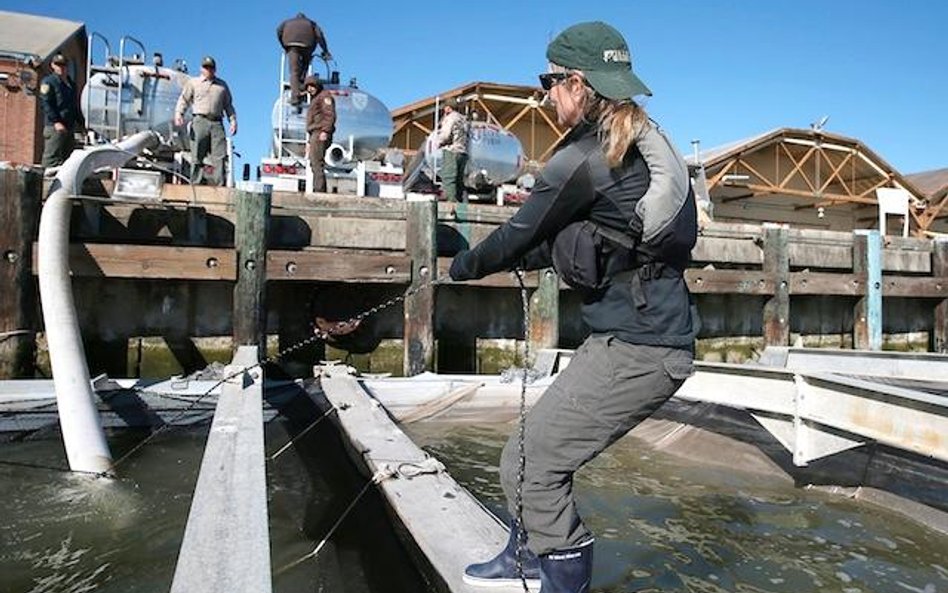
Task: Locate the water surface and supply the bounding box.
[408,422,948,593]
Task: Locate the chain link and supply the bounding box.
[514,269,531,593]
[109,277,439,473]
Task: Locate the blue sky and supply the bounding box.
[6,0,945,175]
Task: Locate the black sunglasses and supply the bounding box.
[538,72,569,91]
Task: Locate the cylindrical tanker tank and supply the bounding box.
[271,85,393,166]
[81,64,190,145]
[403,121,525,192]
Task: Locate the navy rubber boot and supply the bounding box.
[463,521,540,588]
[538,541,593,593]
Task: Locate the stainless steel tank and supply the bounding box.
[81,64,190,144]
[404,121,525,192]
[271,85,393,166]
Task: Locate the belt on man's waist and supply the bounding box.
[193,113,221,119]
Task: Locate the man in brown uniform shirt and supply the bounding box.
[174,56,237,186]
[304,76,335,193]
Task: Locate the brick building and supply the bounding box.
[0,11,86,165]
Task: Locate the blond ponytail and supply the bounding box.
[584,89,649,168]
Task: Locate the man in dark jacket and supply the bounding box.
[39,54,82,167]
[304,76,336,193]
[277,13,331,107]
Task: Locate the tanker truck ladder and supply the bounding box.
[84,32,118,143]
[84,34,148,143]
[275,52,312,158]
[261,52,314,193]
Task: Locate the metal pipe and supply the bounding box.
[38,131,160,475]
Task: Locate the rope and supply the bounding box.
[514,269,531,593]
[267,406,338,461]
[0,329,32,341]
[275,465,397,575]
[395,457,446,478]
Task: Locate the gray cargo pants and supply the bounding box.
[499,335,693,555]
[190,115,227,186]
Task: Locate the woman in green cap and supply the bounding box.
[451,21,698,593]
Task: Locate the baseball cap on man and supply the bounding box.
[51,53,67,65]
[201,56,216,69]
[545,21,651,100]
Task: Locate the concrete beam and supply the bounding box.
[170,346,271,593]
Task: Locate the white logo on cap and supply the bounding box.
[602,49,630,63]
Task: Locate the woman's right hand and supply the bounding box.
[449,250,477,281]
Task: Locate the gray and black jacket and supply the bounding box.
[449,120,698,348]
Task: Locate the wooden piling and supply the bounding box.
[404,195,437,376]
[853,230,882,350]
[233,183,271,357]
[528,268,559,355]
[762,224,790,347]
[0,167,41,379]
[933,238,948,353]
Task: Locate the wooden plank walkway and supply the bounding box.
[170,346,271,593]
[319,373,528,593]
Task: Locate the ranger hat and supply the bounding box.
[546,21,651,100]
[201,56,216,69]
[51,53,68,65]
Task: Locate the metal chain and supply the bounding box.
[514,269,531,593]
[109,277,439,474]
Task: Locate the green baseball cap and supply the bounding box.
[546,21,652,100]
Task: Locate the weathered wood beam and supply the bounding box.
[233,183,271,355]
[404,195,437,376]
[31,243,236,280]
[267,250,410,282]
[762,225,790,347]
[0,167,41,378]
[685,270,776,295]
[934,239,948,353]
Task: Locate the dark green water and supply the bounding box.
[0,418,426,593]
[407,422,948,593]
[3,418,946,593]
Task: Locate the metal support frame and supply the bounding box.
[675,362,948,466]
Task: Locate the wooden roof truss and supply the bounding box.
[702,130,933,234]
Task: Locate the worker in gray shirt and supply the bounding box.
[174,56,237,186]
[436,100,469,202]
